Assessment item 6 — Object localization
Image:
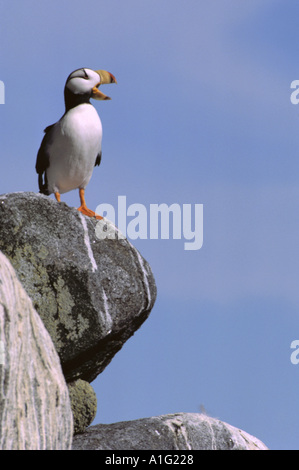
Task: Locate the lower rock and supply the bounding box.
[71,413,268,450]
[68,379,97,435]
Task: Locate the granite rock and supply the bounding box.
[0,192,157,383]
[0,251,73,450]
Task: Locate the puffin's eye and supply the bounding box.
[82,69,89,79]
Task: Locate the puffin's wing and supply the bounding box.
[35,124,55,194]
[95,150,102,167]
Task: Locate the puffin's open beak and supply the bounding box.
[92,70,117,101]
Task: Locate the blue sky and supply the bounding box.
[1,0,299,450]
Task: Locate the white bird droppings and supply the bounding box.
[78,213,98,273]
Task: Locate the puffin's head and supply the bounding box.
[64,68,117,109]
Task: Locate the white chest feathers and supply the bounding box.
[46,104,102,194]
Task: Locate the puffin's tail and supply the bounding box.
[38,172,50,195]
[35,124,53,196]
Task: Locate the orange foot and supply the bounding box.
[77,205,103,220]
[77,188,103,220]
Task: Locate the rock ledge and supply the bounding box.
[72,413,268,451]
[0,192,157,383]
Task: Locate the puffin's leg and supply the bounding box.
[77,188,103,220]
[55,192,61,202]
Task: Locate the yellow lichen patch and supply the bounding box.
[37,245,49,260]
[6,244,90,352]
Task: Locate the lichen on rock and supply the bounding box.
[68,379,97,434]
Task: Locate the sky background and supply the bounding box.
[1,0,299,450]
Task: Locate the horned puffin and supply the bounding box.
[35,67,117,219]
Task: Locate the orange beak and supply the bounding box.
[91,70,117,101]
